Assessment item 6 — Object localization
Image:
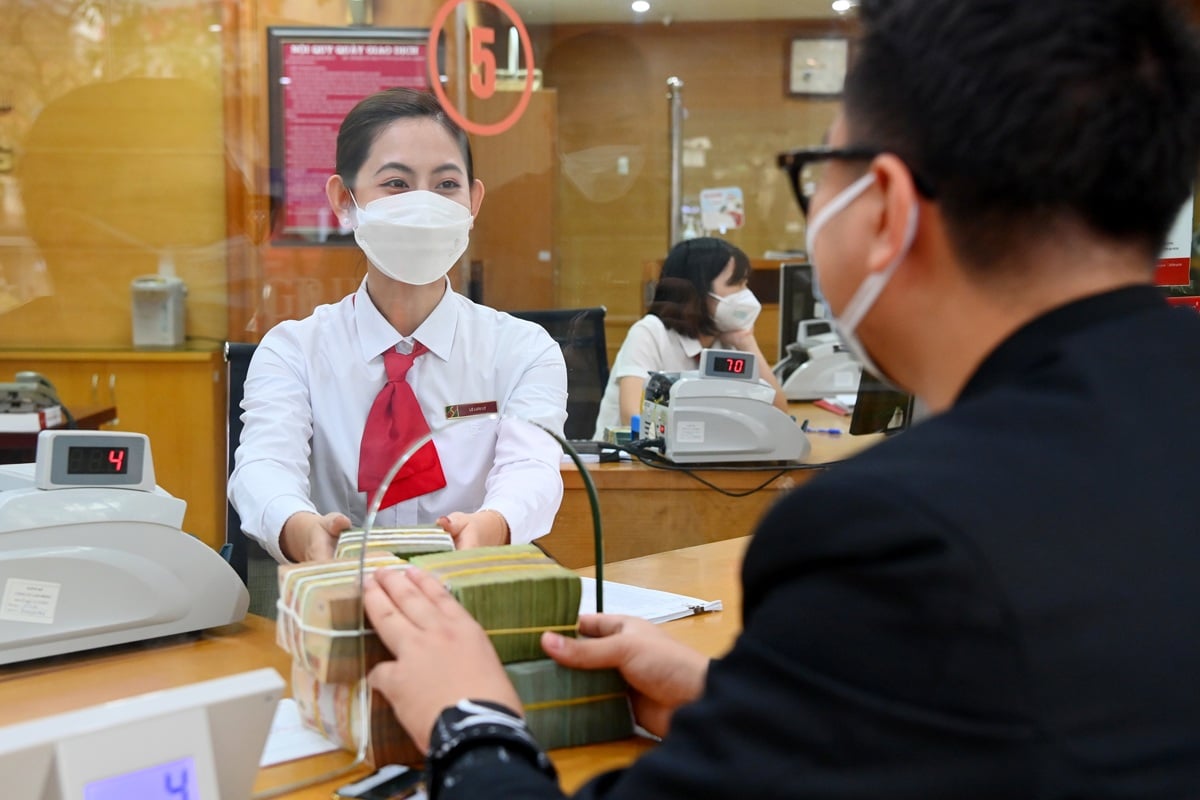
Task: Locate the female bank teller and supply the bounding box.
[228,88,568,563]
[592,237,788,440]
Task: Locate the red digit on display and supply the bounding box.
[109,449,125,472]
[469,25,496,100]
[735,358,745,373]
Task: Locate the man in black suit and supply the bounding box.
[361,0,1200,797]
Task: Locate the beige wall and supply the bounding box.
[2,2,1197,351]
[538,19,851,336]
[1,1,227,349]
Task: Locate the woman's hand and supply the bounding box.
[437,509,510,549]
[541,614,709,737]
[718,327,758,353]
[280,510,351,562]
[364,567,521,752]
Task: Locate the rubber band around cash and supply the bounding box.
[484,623,577,636]
[278,561,574,662]
[430,563,563,581]
[523,691,627,713]
[420,550,559,569]
[278,558,407,675]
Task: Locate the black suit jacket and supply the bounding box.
[439,286,1200,799]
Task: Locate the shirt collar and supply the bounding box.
[410,279,458,361]
[958,284,1167,403]
[353,277,460,363]
[680,333,704,358]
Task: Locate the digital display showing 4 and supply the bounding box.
[66,446,129,475]
[84,756,198,800]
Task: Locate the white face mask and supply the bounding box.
[709,287,762,332]
[349,189,473,285]
[804,172,918,385]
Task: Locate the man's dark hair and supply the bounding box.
[847,0,1200,270]
[650,238,748,338]
[335,88,473,187]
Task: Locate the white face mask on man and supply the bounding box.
[348,189,473,286]
[709,287,763,332]
[804,172,918,384]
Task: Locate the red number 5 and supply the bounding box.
[470,26,496,100]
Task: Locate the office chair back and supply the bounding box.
[509,307,609,440]
[224,342,255,584]
[224,342,281,619]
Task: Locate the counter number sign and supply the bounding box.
[428,0,534,137]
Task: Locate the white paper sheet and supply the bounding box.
[578,577,722,624]
[259,698,340,767]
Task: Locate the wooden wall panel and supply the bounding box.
[223,0,453,342]
[467,90,557,311]
[1,2,227,349]
[536,19,851,358]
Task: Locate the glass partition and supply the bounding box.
[4,0,1198,351]
[1,0,1198,550]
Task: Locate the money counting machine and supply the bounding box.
[774,319,863,401]
[0,430,248,664]
[641,349,810,464]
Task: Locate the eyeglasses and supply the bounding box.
[776,147,881,217]
[776,146,935,217]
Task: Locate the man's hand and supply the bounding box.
[437,509,510,549]
[279,511,351,562]
[364,567,521,752]
[541,614,709,737]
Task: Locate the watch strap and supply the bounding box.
[425,699,555,798]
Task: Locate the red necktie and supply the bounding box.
[357,343,447,510]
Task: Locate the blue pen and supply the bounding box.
[801,419,842,436]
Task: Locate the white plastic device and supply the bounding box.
[0,668,284,800]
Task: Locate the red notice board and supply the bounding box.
[267,27,439,243]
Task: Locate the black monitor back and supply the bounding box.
[849,370,915,435]
[778,262,817,360]
[508,307,609,440]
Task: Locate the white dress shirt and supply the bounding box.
[229,279,568,563]
[592,314,730,439]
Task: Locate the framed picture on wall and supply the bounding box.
[787,37,849,97]
[266,27,444,245]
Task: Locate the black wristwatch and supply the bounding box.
[424,699,556,798]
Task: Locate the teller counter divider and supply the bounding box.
[541,402,882,569]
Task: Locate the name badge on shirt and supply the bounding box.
[445,401,499,419]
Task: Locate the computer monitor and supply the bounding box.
[849,371,915,436]
[777,262,818,361]
[0,668,283,800]
[509,307,609,440]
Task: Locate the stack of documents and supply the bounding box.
[0,406,63,432]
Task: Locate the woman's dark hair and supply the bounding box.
[334,88,473,186]
[649,237,748,338]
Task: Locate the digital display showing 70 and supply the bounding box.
[713,357,747,375]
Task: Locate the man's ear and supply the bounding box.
[325,174,353,226]
[864,154,920,275]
